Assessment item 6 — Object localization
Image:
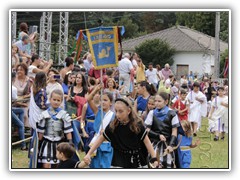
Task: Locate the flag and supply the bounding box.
[223,57,228,78]
[75,30,83,63]
[86,26,119,70]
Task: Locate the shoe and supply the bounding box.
[221,136,225,140]
[214,136,219,141]
[193,133,197,137]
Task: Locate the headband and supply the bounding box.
[115,98,130,107]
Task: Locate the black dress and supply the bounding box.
[103,121,148,168]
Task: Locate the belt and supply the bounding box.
[86,119,94,123]
[180,146,191,151]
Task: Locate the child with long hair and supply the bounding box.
[141,96,155,121]
[145,92,180,168]
[134,81,156,117]
[86,84,114,168]
[177,120,200,168]
[83,96,159,168]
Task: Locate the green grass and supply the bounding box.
[191,118,229,168]
[11,118,229,169]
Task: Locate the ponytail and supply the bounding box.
[139,81,157,96]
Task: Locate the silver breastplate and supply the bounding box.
[44,118,64,138]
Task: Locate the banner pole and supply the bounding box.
[100,68,104,130]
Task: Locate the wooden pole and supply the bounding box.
[12,136,32,146]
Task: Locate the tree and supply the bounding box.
[116,14,139,39]
[135,39,175,67]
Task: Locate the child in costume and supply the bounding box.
[208,87,228,141]
[37,89,73,168]
[172,89,189,121]
[145,92,180,168]
[177,120,200,168]
[186,82,207,136]
[83,97,159,168]
[87,84,114,168]
[80,91,100,153]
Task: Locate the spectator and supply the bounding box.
[161,63,173,80]
[13,63,32,128]
[60,57,74,80]
[14,35,31,64]
[136,58,146,83]
[28,54,53,80]
[118,53,134,94]
[156,64,164,81]
[46,69,65,109]
[83,53,93,74]
[12,71,27,151]
[145,62,158,89]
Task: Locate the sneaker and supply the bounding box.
[214,136,219,141]
[193,133,197,137]
[221,136,225,140]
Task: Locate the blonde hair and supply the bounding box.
[180,120,192,137]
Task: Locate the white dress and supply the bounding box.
[208,96,228,133]
[186,91,207,128]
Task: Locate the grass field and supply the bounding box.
[11,118,229,169]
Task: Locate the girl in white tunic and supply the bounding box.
[208,87,228,141]
[186,82,207,136]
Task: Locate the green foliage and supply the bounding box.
[135,39,175,66]
[116,14,139,39]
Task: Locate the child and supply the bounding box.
[172,89,189,121]
[83,97,159,168]
[80,91,100,153]
[141,96,155,121]
[37,89,73,168]
[86,84,115,168]
[208,87,228,141]
[186,82,207,136]
[56,142,81,168]
[177,120,200,168]
[145,92,180,168]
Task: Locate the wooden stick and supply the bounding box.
[12,136,32,146]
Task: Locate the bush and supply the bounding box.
[135,39,175,67]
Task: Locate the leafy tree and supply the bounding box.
[116,14,139,39]
[135,39,175,67]
[176,12,215,37]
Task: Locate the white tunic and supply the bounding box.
[186,91,207,125]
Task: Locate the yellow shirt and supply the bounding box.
[136,64,146,83]
[158,80,171,94]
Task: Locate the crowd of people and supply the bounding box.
[11,22,229,169]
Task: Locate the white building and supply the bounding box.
[122,26,228,79]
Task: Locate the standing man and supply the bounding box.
[136,58,146,83]
[161,63,173,80]
[118,53,134,94]
[145,62,158,89]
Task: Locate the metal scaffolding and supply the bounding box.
[39,12,52,60]
[11,12,17,43]
[58,12,69,65]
